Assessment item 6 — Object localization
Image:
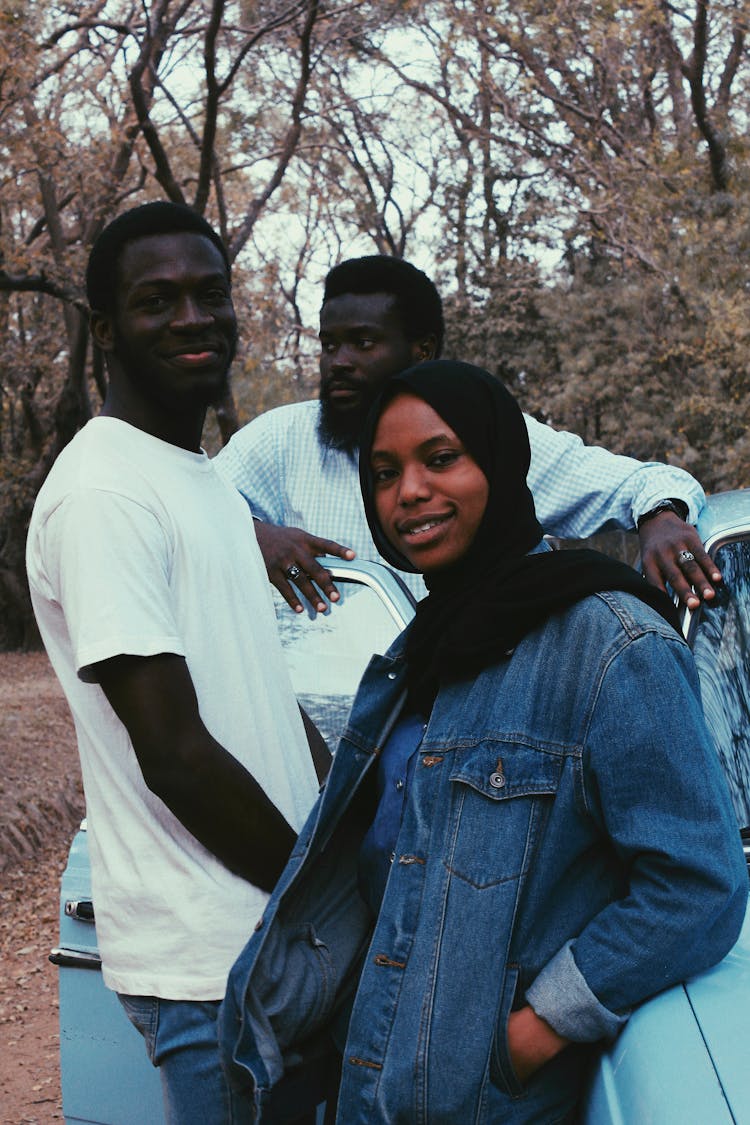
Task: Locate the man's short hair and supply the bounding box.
[323,255,444,356]
[86,201,231,313]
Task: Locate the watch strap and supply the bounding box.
[636,498,689,529]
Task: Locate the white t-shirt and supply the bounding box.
[26,417,319,1000]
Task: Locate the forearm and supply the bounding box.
[142,730,297,892]
[97,652,297,892]
[528,635,746,1043]
[525,414,705,536]
[551,638,745,1024]
[566,857,746,1019]
[527,873,746,1046]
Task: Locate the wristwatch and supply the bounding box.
[636,498,689,529]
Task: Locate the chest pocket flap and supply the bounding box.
[444,744,564,890]
[449,743,563,801]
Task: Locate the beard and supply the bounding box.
[317,389,378,457]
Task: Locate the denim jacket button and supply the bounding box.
[387,671,397,680]
[489,771,506,789]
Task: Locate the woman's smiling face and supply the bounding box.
[370,392,489,576]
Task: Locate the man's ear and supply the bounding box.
[412,334,437,363]
[90,310,115,353]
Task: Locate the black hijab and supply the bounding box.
[359,360,681,713]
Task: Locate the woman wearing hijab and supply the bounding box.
[221,361,747,1124]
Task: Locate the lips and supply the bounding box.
[324,377,363,399]
[397,513,453,539]
[165,343,224,368]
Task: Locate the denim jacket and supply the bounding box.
[220,590,747,1124]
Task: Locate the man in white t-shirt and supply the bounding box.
[26,202,324,1124]
[214,256,721,614]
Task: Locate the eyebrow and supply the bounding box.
[130,271,230,291]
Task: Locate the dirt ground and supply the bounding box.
[0,652,84,1124]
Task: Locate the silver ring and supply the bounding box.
[285,564,302,581]
[677,550,695,567]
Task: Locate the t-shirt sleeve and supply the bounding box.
[42,489,185,680]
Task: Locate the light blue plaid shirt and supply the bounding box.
[214,400,705,600]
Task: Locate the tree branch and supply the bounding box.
[229,0,319,258]
[0,272,80,305]
[128,0,189,204]
[682,0,729,191]
[193,0,224,214]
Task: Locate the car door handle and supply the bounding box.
[64,899,95,922]
[49,946,102,970]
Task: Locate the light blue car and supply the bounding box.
[52,491,750,1124]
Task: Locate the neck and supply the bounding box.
[101,374,206,453]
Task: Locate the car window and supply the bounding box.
[690,537,750,827]
[273,576,407,749]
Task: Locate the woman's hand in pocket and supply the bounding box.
[507,1005,570,1084]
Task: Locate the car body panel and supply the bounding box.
[696,489,750,547]
[683,904,750,1123]
[582,902,750,1125]
[55,829,165,1124]
[582,977,735,1125]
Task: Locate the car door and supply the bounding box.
[270,557,415,749]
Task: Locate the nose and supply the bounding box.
[171,295,212,331]
[327,343,355,373]
[398,462,431,506]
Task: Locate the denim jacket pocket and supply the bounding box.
[445,744,562,889]
[244,919,339,1064]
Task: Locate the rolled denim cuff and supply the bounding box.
[525,940,629,1043]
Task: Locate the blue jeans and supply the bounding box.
[118,994,244,1124]
[118,994,320,1124]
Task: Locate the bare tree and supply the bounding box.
[0,0,355,646]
